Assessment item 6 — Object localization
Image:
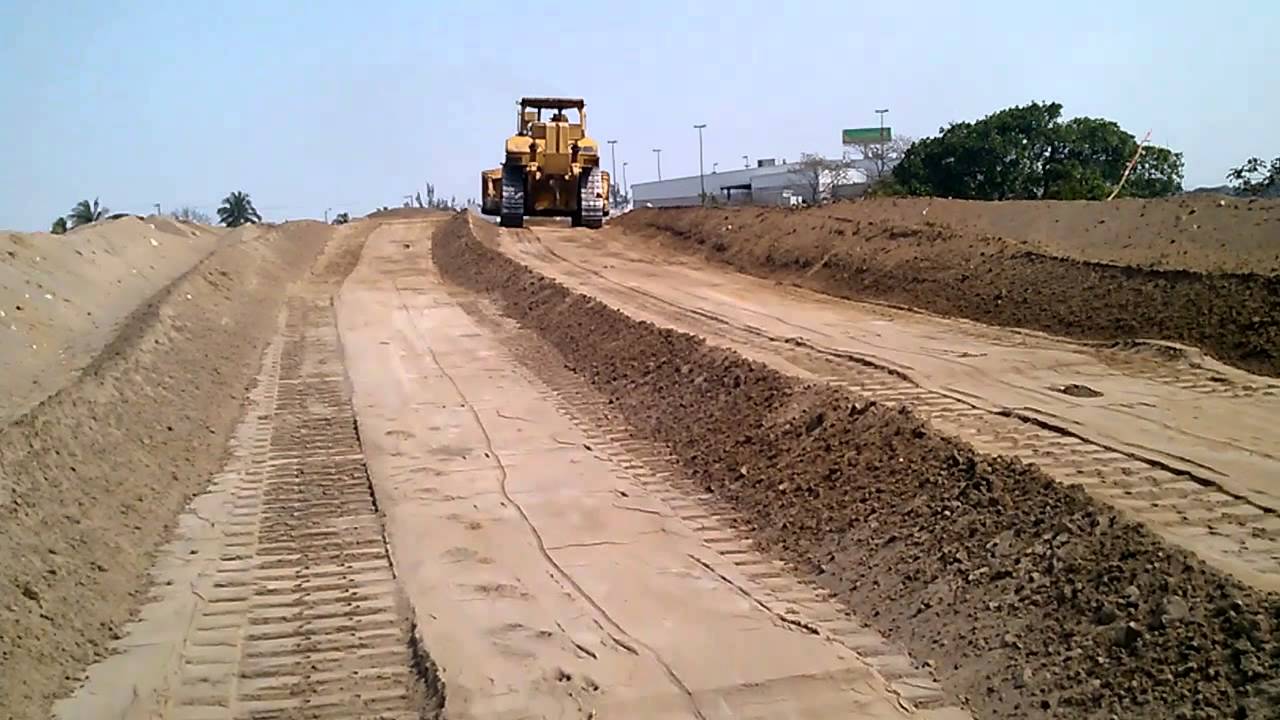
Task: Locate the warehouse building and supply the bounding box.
[631,158,875,208]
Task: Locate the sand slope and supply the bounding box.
[0,222,330,720]
[618,200,1280,376]
[0,216,223,422]
[811,196,1280,274]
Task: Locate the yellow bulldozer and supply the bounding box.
[481,97,610,229]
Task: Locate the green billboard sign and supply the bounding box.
[842,127,892,144]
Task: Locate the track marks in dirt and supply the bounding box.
[58,295,440,719]
[618,206,1280,377]
[437,250,960,714]
[436,213,1280,720]
[517,229,1280,589]
[393,283,711,720]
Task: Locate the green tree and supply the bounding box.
[1042,116,1132,199]
[1125,145,1185,198]
[1227,156,1280,197]
[216,191,262,227]
[50,217,67,234]
[891,102,1182,200]
[66,197,109,228]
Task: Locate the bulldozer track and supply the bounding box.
[60,295,438,719]
[448,292,963,714]
[513,229,1280,588]
[579,167,604,229]
[176,297,434,719]
[500,164,524,229]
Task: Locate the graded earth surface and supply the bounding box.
[2,202,1277,720]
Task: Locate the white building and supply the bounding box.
[631,158,873,208]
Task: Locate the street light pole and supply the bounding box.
[622,162,629,207]
[713,162,718,173]
[742,154,749,168]
[607,139,618,204]
[694,123,707,205]
[653,148,662,181]
[874,108,890,177]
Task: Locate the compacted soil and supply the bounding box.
[436,212,1280,719]
[615,197,1280,376]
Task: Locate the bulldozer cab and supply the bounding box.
[517,97,586,135]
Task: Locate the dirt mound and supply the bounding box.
[1,217,225,422]
[616,205,1280,377]
[365,207,446,220]
[0,222,334,720]
[435,213,1280,719]
[140,214,210,237]
[772,196,1279,274]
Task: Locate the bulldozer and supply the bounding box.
[481,97,610,229]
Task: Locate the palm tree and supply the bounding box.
[217,191,262,227]
[51,217,67,234]
[66,197,109,228]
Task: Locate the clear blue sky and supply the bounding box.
[2,0,1276,231]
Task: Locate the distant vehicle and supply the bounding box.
[480,97,611,229]
[780,190,806,208]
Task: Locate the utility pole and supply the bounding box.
[622,162,629,207]
[607,140,618,205]
[694,123,707,205]
[742,154,749,168]
[875,108,890,178]
[652,148,662,181]
[713,162,718,173]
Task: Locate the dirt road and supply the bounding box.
[21,210,1278,720]
[335,217,962,718]
[502,223,1280,593]
[51,226,435,719]
[43,216,965,720]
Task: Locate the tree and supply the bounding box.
[170,206,212,224]
[66,197,109,228]
[416,183,457,210]
[890,102,1183,200]
[1227,156,1280,197]
[847,136,914,181]
[789,153,854,203]
[217,191,262,227]
[332,212,351,225]
[1125,145,1185,198]
[51,217,67,234]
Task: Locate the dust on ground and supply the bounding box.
[436,212,1280,719]
[1,217,225,421]
[617,200,1280,377]
[0,221,335,720]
